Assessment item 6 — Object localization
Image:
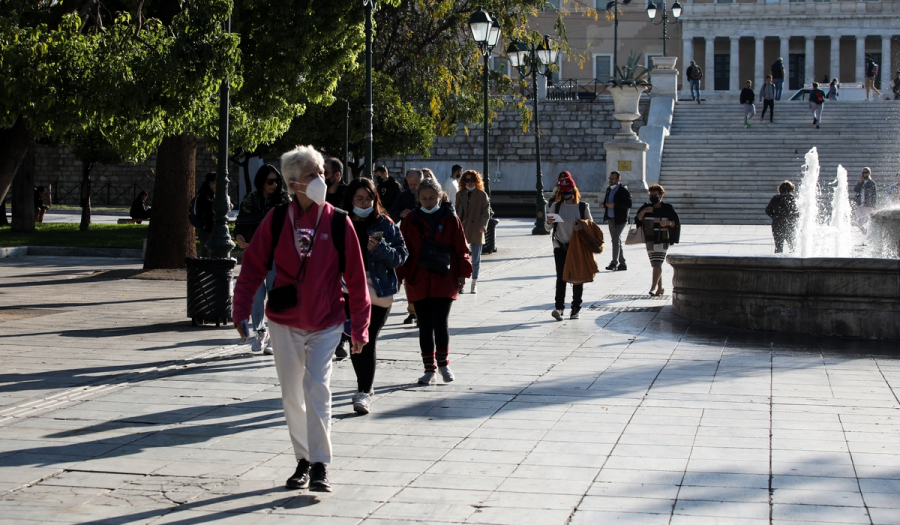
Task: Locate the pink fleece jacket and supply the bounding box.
[233,200,371,343]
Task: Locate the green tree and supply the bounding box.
[68,129,123,231]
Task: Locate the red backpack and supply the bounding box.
[812,89,825,104]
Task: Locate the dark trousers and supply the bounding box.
[350,304,391,393]
[413,297,453,372]
[554,245,583,311]
[773,225,795,253]
[760,99,774,122]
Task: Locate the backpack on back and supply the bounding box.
[267,204,347,273]
[872,62,879,77]
[812,89,825,104]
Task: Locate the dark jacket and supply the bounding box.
[389,189,417,224]
[634,202,681,245]
[377,176,402,211]
[865,58,878,78]
[686,65,702,81]
[771,60,785,79]
[359,213,408,298]
[196,184,215,233]
[602,184,632,225]
[326,182,348,210]
[765,193,799,235]
[130,197,151,220]
[740,88,755,105]
[235,189,291,242]
[854,179,877,208]
[396,202,472,302]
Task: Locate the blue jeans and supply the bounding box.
[469,243,483,280]
[251,266,277,333]
[689,79,701,100]
[774,78,784,100]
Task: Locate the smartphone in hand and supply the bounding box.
[371,231,384,241]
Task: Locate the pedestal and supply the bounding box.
[605,140,649,191]
[651,68,679,102]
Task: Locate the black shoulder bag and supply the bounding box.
[415,216,453,276]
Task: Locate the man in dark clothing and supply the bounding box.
[685,60,702,103]
[771,58,785,100]
[759,75,776,123]
[602,171,632,271]
[864,53,881,100]
[375,165,401,210]
[740,80,756,127]
[389,168,422,224]
[130,191,152,222]
[196,172,216,257]
[765,180,799,253]
[324,158,348,209]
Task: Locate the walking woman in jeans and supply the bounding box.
[547,175,592,321]
[342,179,408,415]
[455,169,490,294]
[397,178,472,385]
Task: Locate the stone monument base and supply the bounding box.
[605,140,649,191]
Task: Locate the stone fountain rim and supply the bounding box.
[667,253,900,271]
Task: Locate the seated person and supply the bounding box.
[130,191,152,222]
[34,185,51,223]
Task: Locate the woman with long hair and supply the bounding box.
[547,174,592,321]
[455,170,490,293]
[235,164,291,354]
[341,179,408,414]
[634,184,681,296]
[397,178,472,384]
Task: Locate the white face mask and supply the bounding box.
[298,176,327,205]
[466,184,476,191]
[420,204,440,214]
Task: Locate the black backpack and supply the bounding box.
[266,204,347,273]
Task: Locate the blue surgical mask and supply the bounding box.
[466,185,476,191]
[353,205,374,218]
[420,204,440,214]
[562,191,574,200]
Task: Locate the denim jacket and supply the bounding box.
[366,214,408,297]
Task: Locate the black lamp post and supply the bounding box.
[508,35,559,236]
[363,0,374,180]
[646,1,682,57]
[207,14,235,260]
[468,7,501,252]
[605,0,633,70]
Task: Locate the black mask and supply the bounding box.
[562,191,574,200]
[649,195,661,204]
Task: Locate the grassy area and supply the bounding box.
[0,223,148,249]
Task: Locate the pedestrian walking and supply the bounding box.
[827,78,839,101]
[233,145,371,493]
[759,75,776,123]
[853,167,878,234]
[740,80,756,128]
[342,178,408,415]
[864,54,881,100]
[771,57,785,100]
[602,170,632,271]
[455,169,490,294]
[547,175,593,321]
[374,165,401,211]
[324,158,348,209]
[444,164,461,204]
[129,191,152,223]
[809,81,825,129]
[686,60,702,103]
[634,184,681,297]
[396,178,472,385]
[390,168,424,325]
[765,181,800,254]
[234,165,292,354]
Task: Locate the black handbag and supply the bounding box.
[419,236,453,276]
[267,282,298,312]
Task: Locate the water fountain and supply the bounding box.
[667,147,900,341]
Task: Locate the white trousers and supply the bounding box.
[268,322,342,464]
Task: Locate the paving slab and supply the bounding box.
[0,220,898,524]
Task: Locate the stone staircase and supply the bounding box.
[658,100,900,224]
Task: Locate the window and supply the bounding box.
[594,54,613,82]
[492,56,509,76]
[545,0,561,11]
[716,0,734,3]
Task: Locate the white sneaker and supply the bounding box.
[263,341,274,355]
[470,279,477,294]
[251,329,267,352]
[352,392,371,415]
[439,366,455,383]
[551,309,563,321]
[418,372,436,385]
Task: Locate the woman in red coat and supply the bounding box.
[397,178,472,385]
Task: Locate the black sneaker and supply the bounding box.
[309,462,331,492]
[334,339,349,360]
[605,262,618,271]
[286,459,310,490]
[570,308,581,320]
[617,263,627,271]
[403,314,416,325]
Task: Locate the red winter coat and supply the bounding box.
[396,204,472,303]
[234,200,371,343]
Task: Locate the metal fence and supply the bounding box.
[510,79,611,102]
[49,181,241,208]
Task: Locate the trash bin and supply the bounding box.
[185,257,236,327]
[483,216,499,254]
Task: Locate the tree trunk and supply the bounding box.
[11,146,35,233]
[143,133,197,269]
[0,117,36,212]
[79,160,93,231]
[0,199,8,226]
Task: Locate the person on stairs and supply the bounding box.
[809,82,826,129]
[740,80,756,128]
[685,60,702,103]
[759,75,776,123]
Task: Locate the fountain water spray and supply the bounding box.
[830,165,853,257]
[796,148,820,257]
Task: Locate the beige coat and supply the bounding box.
[455,188,491,245]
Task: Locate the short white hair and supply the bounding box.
[281,145,324,194]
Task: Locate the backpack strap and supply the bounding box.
[551,201,561,238]
[267,203,290,270]
[331,208,347,274]
[579,201,587,220]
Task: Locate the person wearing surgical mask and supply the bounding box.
[454,169,490,294]
[634,184,681,297]
[546,174,592,321]
[232,145,371,494]
[340,178,408,415]
[396,178,472,386]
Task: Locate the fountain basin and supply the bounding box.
[668,254,900,340]
[870,208,900,259]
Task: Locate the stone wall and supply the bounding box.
[380,97,649,193]
[34,141,241,207]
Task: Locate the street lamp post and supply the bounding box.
[508,35,559,236]
[468,7,501,252]
[646,1,682,57]
[207,14,235,259]
[364,0,374,180]
[605,0,633,70]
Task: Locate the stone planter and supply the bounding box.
[608,85,648,141]
[652,56,677,69]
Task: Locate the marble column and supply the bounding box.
[881,36,891,93]
[729,36,740,91]
[856,36,866,84]
[755,37,765,90]
[780,36,790,86]
[705,37,715,91]
[830,36,840,83]
[682,36,693,98]
[805,36,815,87]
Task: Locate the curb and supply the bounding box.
[0,246,143,259]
